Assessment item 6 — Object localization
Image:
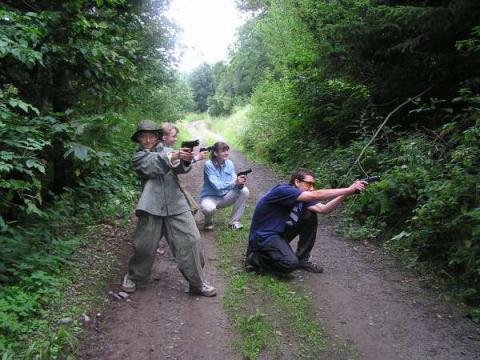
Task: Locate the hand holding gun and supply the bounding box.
[180,140,200,165]
[359,176,381,184]
[353,175,380,194]
[235,169,252,188]
[236,169,252,177]
[199,145,214,152]
[181,140,200,151]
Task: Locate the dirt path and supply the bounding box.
[79,120,480,359]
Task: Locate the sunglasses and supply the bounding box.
[300,180,315,188]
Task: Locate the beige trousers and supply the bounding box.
[127,211,205,287]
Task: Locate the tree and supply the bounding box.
[0,0,179,221]
[188,63,215,112]
[217,17,271,103]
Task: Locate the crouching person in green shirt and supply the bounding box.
[121,119,217,297]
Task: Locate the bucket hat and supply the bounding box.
[131,119,161,142]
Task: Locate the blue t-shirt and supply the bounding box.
[248,184,316,250]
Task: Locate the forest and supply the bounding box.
[1,0,479,357]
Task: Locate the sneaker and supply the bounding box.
[121,274,136,293]
[189,281,217,297]
[299,257,324,273]
[228,222,243,230]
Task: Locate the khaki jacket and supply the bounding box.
[133,143,192,216]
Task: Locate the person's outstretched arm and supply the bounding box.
[297,180,365,202]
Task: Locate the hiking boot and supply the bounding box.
[121,274,136,293]
[299,257,324,273]
[204,223,214,230]
[228,222,243,230]
[189,281,217,297]
[245,258,257,273]
[245,252,260,273]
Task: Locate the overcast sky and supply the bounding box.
[166,0,247,73]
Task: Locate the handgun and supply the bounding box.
[181,140,200,151]
[359,176,381,184]
[199,145,214,152]
[237,169,252,177]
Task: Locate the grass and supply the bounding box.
[1,210,134,359]
[202,106,288,177]
[3,196,135,359]
[208,106,250,151]
[176,122,193,146]
[182,112,208,123]
[213,207,327,360]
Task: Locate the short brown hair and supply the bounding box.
[161,122,179,137]
[289,168,315,185]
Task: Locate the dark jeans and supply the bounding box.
[248,209,317,274]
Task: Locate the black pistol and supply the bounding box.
[359,176,381,184]
[180,140,199,166]
[181,139,200,151]
[199,145,214,152]
[237,169,252,177]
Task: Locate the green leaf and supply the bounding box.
[24,200,44,216]
[64,143,93,161]
[0,163,14,173]
[25,159,36,168]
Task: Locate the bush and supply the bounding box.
[207,95,234,117]
[338,94,480,304]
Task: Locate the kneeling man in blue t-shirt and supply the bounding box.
[246,168,366,274]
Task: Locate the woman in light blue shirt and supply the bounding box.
[200,142,249,230]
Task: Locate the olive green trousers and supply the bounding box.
[127,211,205,287]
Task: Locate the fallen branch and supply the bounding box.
[344,85,435,181]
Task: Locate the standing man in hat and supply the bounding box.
[121,119,217,297]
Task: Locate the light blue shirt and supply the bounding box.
[201,159,237,198]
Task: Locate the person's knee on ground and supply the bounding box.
[246,250,299,274]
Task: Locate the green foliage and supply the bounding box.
[0,151,137,354]
[1,85,55,223]
[188,63,216,112]
[217,17,271,103]
[208,106,250,151]
[0,0,186,354]
[244,75,311,162]
[207,95,233,117]
[183,112,208,122]
[0,0,183,223]
[337,92,480,303]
